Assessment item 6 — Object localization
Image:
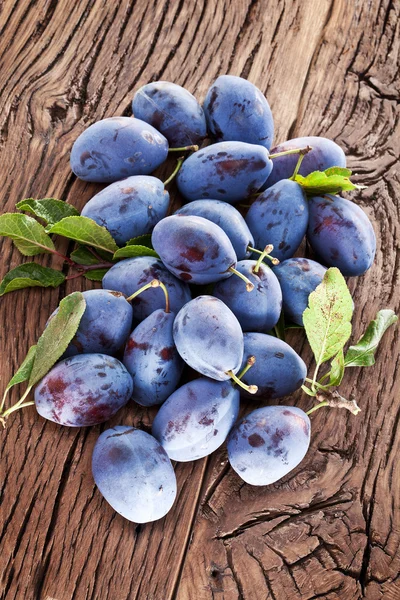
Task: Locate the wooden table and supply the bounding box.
[1,1,399,598]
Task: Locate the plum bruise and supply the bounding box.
[152,378,240,461]
[81,176,169,246]
[173,295,244,381]
[174,200,254,260]
[70,117,168,183]
[176,141,272,204]
[227,406,311,485]
[239,333,306,398]
[245,180,309,262]
[151,215,237,285]
[273,258,327,326]
[123,309,184,407]
[203,75,274,150]
[132,81,207,147]
[48,289,132,358]
[102,256,191,321]
[263,136,346,189]
[307,194,376,276]
[92,426,177,523]
[213,260,282,332]
[34,354,133,427]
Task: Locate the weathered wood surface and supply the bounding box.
[0,1,399,598]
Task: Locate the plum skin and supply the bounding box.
[81,175,169,246]
[70,117,168,183]
[203,75,274,150]
[92,426,177,523]
[176,141,273,204]
[34,354,133,427]
[132,81,207,147]
[307,194,376,276]
[152,378,240,461]
[273,258,327,326]
[227,406,311,486]
[240,332,307,398]
[102,256,191,322]
[123,309,184,407]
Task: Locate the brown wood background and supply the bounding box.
[0,1,399,598]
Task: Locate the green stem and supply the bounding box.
[228,267,254,292]
[270,146,312,160]
[164,157,185,186]
[305,377,325,390]
[302,384,317,397]
[168,144,199,153]
[236,356,256,381]
[289,146,312,179]
[227,370,258,394]
[306,400,329,415]
[1,385,32,419]
[126,279,160,302]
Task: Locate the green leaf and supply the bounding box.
[125,234,154,248]
[303,267,353,368]
[344,309,398,367]
[295,168,366,195]
[84,268,109,281]
[16,198,79,226]
[328,349,345,387]
[0,213,55,256]
[29,292,86,387]
[48,216,118,254]
[0,263,65,296]
[70,246,101,265]
[113,244,159,260]
[4,346,37,395]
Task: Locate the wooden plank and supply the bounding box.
[0,1,399,599]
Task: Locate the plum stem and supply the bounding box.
[248,245,280,270]
[0,385,33,422]
[306,401,329,415]
[228,267,254,292]
[168,144,199,153]
[227,370,258,394]
[289,146,312,180]
[307,390,361,416]
[164,157,185,186]
[236,356,256,382]
[269,145,313,160]
[126,279,170,313]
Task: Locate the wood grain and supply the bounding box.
[0,1,399,599]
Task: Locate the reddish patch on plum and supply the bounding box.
[248,433,265,447]
[180,272,192,281]
[126,338,150,353]
[181,246,205,262]
[159,346,175,361]
[80,151,92,165]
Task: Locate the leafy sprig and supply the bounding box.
[0,198,160,294]
[301,268,398,414]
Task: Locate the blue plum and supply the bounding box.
[263,136,346,188]
[123,309,184,407]
[48,289,132,358]
[152,378,240,461]
[102,256,191,321]
[240,333,306,398]
[176,141,272,203]
[70,117,168,183]
[132,81,207,147]
[213,260,282,332]
[34,354,133,427]
[174,200,254,260]
[203,75,274,150]
[92,426,176,523]
[227,406,311,485]
[273,258,327,325]
[307,194,376,276]
[81,176,169,246]
[245,179,309,261]
[173,296,244,381]
[152,215,237,285]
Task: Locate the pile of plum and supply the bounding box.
[36,76,376,523]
